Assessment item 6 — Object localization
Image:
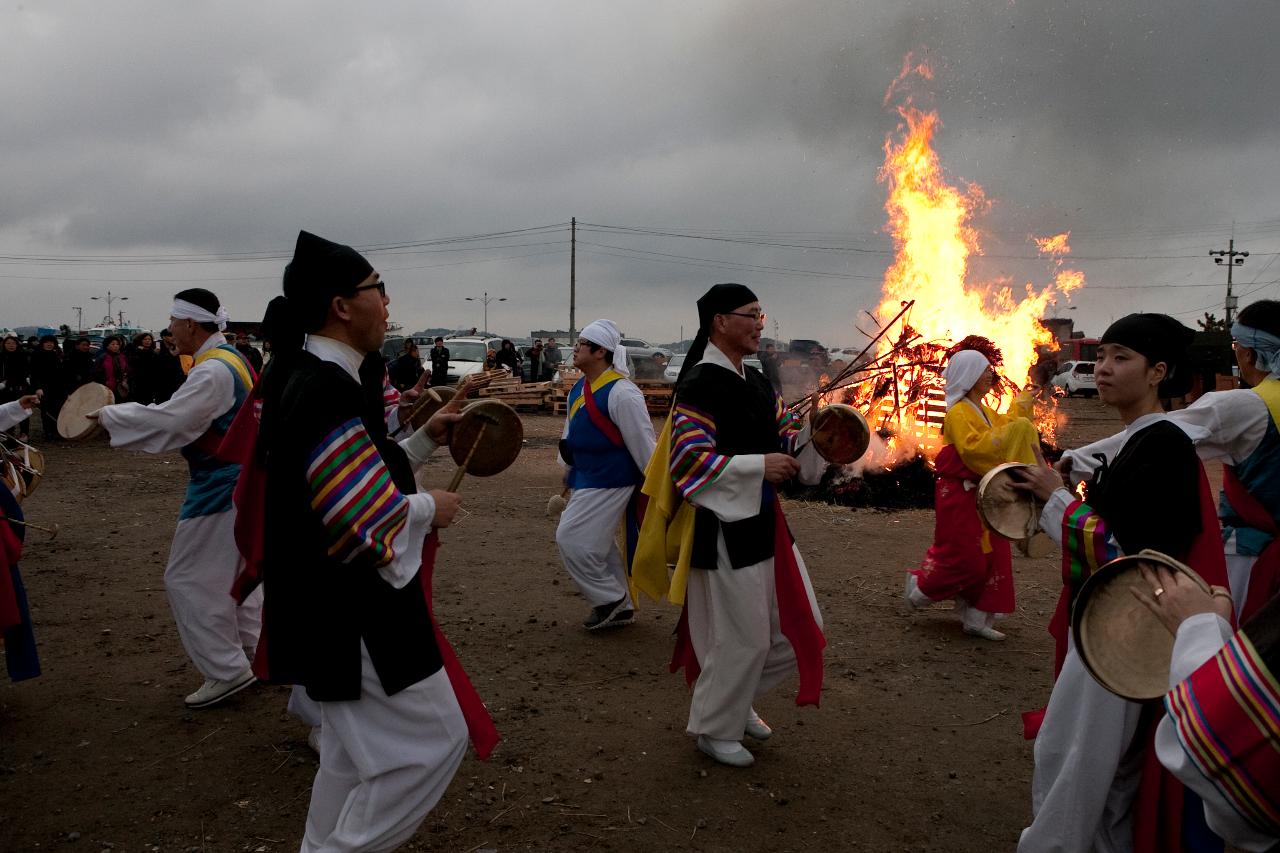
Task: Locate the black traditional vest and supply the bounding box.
[261,352,442,701]
[677,361,782,570]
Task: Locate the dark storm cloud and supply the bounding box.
[0,1,1277,341]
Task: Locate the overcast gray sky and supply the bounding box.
[3,0,1278,345]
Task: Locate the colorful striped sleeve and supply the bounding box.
[382,371,401,427]
[1061,498,1121,602]
[670,402,729,500]
[306,418,410,568]
[775,393,803,453]
[1164,632,1280,835]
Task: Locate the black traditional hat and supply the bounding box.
[676,283,761,386]
[1100,313,1196,397]
[281,231,374,331]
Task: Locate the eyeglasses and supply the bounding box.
[724,311,767,323]
[355,279,386,297]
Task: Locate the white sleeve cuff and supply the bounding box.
[1168,612,1234,686]
[1037,487,1076,547]
[375,492,436,589]
[689,454,765,522]
[398,427,439,470]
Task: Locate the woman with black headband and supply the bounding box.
[1014,313,1232,852]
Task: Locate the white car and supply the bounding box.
[620,338,672,362]
[1051,360,1097,397]
[661,353,761,383]
[431,337,493,384]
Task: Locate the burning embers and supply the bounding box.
[794,55,1084,503]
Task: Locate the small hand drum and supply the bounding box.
[0,437,44,503]
[59,383,114,440]
[450,399,523,477]
[977,462,1040,541]
[809,404,871,464]
[1073,550,1211,700]
[406,386,455,432]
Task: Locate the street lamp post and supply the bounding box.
[464,291,506,335]
[72,306,83,332]
[90,291,129,326]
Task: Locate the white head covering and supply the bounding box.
[171,299,230,331]
[580,319,629,377]
[943,349,991,408]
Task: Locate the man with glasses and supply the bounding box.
[637,283,826,768]
[93,288,262,709]
[243,231,493,851]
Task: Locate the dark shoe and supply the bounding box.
[582,598,635,631]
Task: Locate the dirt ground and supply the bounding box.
[1,397,1152,852]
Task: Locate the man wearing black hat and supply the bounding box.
[247,231,492,851]
[658,283,826,768]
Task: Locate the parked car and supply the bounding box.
[620,338,672,362]
[661,353,761,383]
[1051,360,1097,397]
[434,336,494,383]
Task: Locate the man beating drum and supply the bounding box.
[90,288,263,710]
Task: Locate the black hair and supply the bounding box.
[174,287,222,333]
[585,342,614,365]
[1238,300,1280,338]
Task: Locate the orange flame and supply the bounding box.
[834,58,1086,470]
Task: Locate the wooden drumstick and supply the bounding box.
[4,518,59,539]
[445,410,500,491]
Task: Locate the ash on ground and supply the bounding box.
[785,454,936,510]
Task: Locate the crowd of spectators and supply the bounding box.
[0,331,191,441]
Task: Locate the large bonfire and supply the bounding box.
[832,56,1083,473]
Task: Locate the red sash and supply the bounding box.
[670,499,826,707]
[420,531,499,760]
[0,516,21,632]
[1224,465,1280,624]
[581,378,625,447]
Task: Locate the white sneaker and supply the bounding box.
[745,708,772,741]
[184,668,256,709]
[696,735,754,768]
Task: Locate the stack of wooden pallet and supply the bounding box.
[635,380,674,415]
[548,368,583,415]
[477,377,555,412]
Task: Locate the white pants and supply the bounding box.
[685,537,822,742]
[302,643,469,853]
[164,510,262,681]
[555,487,634,607]
[289,685,323,728]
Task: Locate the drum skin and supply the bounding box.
[977,462,1039,541]
[810,404,870,465]
[58,383,114,441]
[449,400,523,476]
[1072,550,1210,701]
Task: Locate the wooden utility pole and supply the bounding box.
[1209,238,1249,326]
[569,217,577,343]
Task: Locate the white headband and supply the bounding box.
[943,350,991,409]
[171,299,229,331]
[580,319,630,377]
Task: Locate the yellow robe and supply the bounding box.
[943,391,1039,476]
[629,413,697,605]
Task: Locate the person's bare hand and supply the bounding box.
[1008,463,1064,501]
[398,388,422,409]
[428,489,462,528]
[1130,563,1233,636]
[1052,455,1078,489]
[17,393,41,411]
[763,452,802,483]
[425,411,462,446]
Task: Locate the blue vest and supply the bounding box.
[1219,379,1280,556]
[178,344,254,520]
[565,371,642,490]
